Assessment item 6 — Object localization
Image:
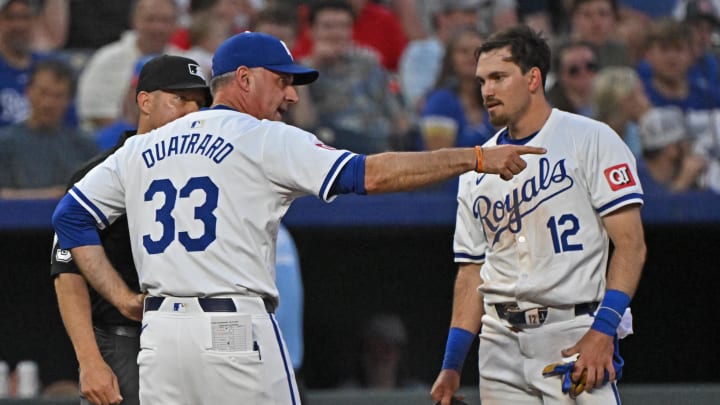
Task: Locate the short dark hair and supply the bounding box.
[253,4,298,32]
[475,24,551,88]
[645,18,693,49]
[570,0,619,17]
[309,0,354,26]
[27,59,77,96]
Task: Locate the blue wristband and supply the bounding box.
[441,327,475,372]
[591,289,631,336]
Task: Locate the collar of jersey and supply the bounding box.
[204,104,238,112]
[497,128,539,145]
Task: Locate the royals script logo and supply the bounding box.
[473,157,573,246]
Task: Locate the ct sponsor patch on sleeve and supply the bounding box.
[55,248,73,263]
[604,163,636,191]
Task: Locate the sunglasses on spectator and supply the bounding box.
[566,61,599,76]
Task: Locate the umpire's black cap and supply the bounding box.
[136,55,212,106]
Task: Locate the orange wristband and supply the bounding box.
[475,146,483,172]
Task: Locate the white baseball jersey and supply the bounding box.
[454,109,643,309]
[69,107,354,299]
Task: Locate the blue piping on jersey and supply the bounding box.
[454,252,486,261]
[270,314,298,405]
[70,186,110,228]
[319,151,353,200]
[596,193,644,215]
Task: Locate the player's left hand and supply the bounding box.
[560,329,616,392]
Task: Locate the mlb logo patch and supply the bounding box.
[187,63,206,81]
[604,164,636,191]
[173,303,186,312]
[55,249,72,263]
[191,120,204,128]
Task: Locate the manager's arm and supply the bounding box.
[364,145,545,194]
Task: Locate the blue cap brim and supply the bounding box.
[265,64,319,85]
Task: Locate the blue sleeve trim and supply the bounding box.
[319,151,353,200]
[596,193,644,215]
[329,155,367,196]
[69,186,110,228]
[454,252,485,261]
[52,194,102,249]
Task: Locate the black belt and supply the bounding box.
[144,296,276,314]
[494,302,599,326]
[94,324,141,338]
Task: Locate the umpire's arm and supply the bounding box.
[52,194,144,321]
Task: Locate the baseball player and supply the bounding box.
[51,54,211,405]
[51,32,545,405]
[431,26,646,405]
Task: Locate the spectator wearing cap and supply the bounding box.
[637,106,708,193]
[51,54,210,405]
[398,0,481,111]
[0,59,96,199]
[76,0,181,132]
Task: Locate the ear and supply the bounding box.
[235,66,252,92]
[528,67,544,93]
[136,91,152,116]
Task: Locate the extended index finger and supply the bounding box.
[513,146,547,155]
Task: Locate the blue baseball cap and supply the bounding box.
[212,31,319,85]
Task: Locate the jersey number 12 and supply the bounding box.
[546,214,583,254]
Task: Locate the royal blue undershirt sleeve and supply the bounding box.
[52,193,102,249]
[329,154,367,196]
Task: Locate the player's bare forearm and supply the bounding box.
[364,145,546,194]
[70,245,143,321]
[54,273,103,364]
[450,263,485,332]
[602,205,646,297]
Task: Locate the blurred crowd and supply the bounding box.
[2,0,720,200]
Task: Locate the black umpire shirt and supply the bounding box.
[50,131,140,328]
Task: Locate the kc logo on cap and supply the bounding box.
[212,31,319,85]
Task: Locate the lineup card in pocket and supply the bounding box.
[211,314,253,351]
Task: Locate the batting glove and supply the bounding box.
[542,360,594,398]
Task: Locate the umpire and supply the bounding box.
[51,55,211,405]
